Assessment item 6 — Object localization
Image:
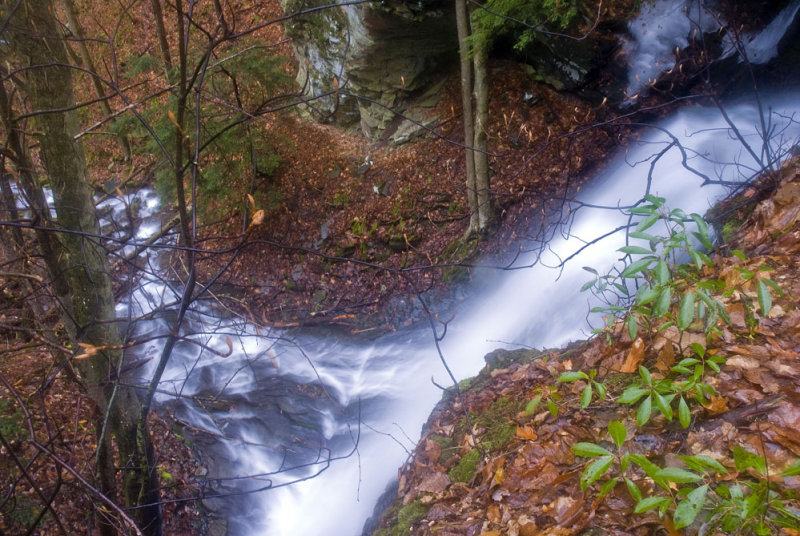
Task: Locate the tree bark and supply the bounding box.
[456,0,494,236]
[455,0,478,236]
[7,2,162,534]
[173,1,193,253]
[150,0,173,80]
[60,0,132,161]
[472,39,493,231]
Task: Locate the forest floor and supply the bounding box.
[371,161,800,535]
[202,60,632,333]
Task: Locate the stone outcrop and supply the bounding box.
[280,0,457,142]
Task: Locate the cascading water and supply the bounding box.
[88,3,800,535]
[623,0,800,96]
[115,94,798,536]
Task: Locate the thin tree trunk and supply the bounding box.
[61,0,132,161]
[173,1,193,253]
[455,0,478,236]
[472,39,493,231]
[8,3,162,534]
[150,0,173,80]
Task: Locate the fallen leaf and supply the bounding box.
[248,209,265,229]
[417,472,450,494]
[726,355,760,369]
[654,341,675,372]
[662,517,682,536]
[516,425,538,441]
[487,504,501,524]
[621,337,645,373]
[493,465,505,486]
[424,439,441,464]
[703,395,730,415]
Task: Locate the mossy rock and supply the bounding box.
[483,347,541,370]
[439,234,481,283]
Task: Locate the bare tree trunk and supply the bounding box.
[173,1,193,252]
[60,0,132,161]
[0,71,70,301]
[7,2,162,534]
[455,0,479,237]
[150,0,173,80]
[472,39,493,231]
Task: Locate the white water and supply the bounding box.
[623,0,800,96]
[72,4,799,534]
[108,94,794,536]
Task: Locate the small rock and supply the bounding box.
[290,264,304,282]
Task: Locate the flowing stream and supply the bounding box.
[115,96,799,536]
[92,2,800,535]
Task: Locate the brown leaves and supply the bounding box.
[702,394,730,415]
[515,425,538,441]
[654,340,675,372]
[621,337,645,373]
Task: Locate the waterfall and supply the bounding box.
[93,4,800,535]
[119,94,795,536]
[623,0,800,96]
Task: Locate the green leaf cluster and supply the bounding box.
[564,202,796,531]
[468,0,584,53]
[572,422,800,531]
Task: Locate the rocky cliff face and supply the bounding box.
[280,0,620,143]
[280,0,457,142]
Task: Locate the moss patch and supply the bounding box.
[448,448,481,483]
[373,500,430,536]
[439,234,480,284]
[428,433,457,462]
[477,397,519,451]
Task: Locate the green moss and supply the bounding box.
[477,397,521,427]
[440,234,480,284]
[449,449,481,483]
[721,219,741,243]
[443,376,473,396]
[428,433,457,462]
[374,500,430,536]
[483,420,516,451]
[450,399,518,452]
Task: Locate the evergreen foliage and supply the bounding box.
[118,43,292,221]
[468,0,585,52]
